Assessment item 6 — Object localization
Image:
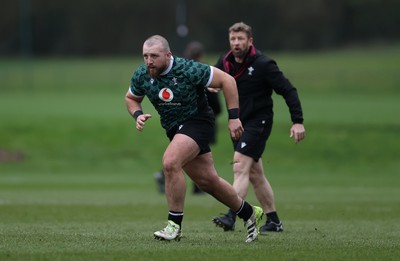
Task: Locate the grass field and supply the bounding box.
[1,45,400,260]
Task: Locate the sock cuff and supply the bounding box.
[235,201,245,214]
[168,211,184,216]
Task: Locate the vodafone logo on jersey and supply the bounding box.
[159,88,174,102]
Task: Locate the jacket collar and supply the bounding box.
[223,45,257,78]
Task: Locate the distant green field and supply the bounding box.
[1,45,399,260]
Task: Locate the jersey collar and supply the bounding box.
[160,56,174,76]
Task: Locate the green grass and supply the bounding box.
[1,45,400,260]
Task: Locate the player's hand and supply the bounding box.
[228,118,244,141]
[290,123,306,144]
[136,114,152,131]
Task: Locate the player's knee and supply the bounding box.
[233,160,245,175]
[162,157,180,175]
[232,160,238,171]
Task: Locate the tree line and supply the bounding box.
[1,0,399,56]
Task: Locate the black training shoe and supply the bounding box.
[260,219,284,232]
[212,211,236,231]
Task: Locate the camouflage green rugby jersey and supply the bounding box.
[129,56,215,132]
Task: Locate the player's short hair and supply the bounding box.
[144,35,170,53]
[228,22,252,39]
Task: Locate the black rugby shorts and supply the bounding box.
[167,118,214,155]
[233,119,272,161]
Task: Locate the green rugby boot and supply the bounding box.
[245,206,263,243]
[154,220,182,241]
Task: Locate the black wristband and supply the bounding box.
[132,110,143,120]
[228,108,239,119]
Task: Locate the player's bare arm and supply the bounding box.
[125,90,152,131]
[208,66,244,140]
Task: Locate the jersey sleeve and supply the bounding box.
[186,61,212,88]
[129,68,146,98]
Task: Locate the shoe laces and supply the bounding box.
[164,221,179,233]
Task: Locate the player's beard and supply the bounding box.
[147,62,168,78]
[232,46,249,60]
[147,67,162,78]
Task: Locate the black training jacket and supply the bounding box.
[215,46,304,124]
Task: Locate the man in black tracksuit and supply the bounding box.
[212,22,306,233]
